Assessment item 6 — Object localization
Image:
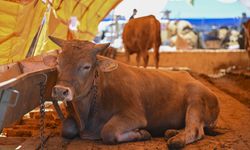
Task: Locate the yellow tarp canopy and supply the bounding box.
[0,0,122,65]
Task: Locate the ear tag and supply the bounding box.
[99,60,118,72]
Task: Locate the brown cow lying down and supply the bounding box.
[44,37,219,149]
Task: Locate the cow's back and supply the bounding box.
[102,63,217,135]
[98,57,200,133]
[122,15,161,54]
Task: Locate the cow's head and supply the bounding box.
[44,36,109,101]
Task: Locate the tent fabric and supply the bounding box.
[0,0,122,65]
[240,0,250,9]
[37,0,122,54]
[0,0,46,65]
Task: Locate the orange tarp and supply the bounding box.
[0,0,122,65]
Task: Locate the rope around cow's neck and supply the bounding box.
[74,70,99,101]
[73,70,99,122]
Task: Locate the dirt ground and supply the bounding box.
[1,69,250,150]
[204,69,250,109]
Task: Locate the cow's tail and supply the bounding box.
[153,18,161,68]
[155,19,162,46]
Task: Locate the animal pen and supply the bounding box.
[0,0,250,150]
[0,50,249,149]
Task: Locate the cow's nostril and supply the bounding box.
[63,89,69,96]
[53,86,72,100]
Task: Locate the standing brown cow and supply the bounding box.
[122,15,161,68]
[243,20,250,60]
[44,37,219,149]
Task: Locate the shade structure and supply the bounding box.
[0,0,122,65]
[163,0,250,18]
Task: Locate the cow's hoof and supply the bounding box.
[139,130,152,141]
[101,131,117,145]
[167,137,185,150]
[164,129,179,141]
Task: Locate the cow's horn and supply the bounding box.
[48,36,65,47]
[93,43,110,54]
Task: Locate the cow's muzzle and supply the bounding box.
[52,85,74,101]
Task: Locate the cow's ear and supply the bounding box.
[48,36,65,47]
[99,59,118,72]
[93,43,110,54]
[42,55,58,67]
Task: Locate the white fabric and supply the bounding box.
[240,0,250,9]
[217,0,238,4]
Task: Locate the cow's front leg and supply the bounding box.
[142,51,149,68]
[125,50,130,64]
[101,113,151,144]
[167,97,206,149]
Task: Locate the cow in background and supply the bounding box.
[122,15,161,68]
[217,26,240,49]
[166,20,199,49]
[200,26,241,49]
[243,20,250,60]
[238,27,246,49]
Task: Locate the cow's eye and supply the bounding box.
[83,65,91,70]
[78,64,91,72]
